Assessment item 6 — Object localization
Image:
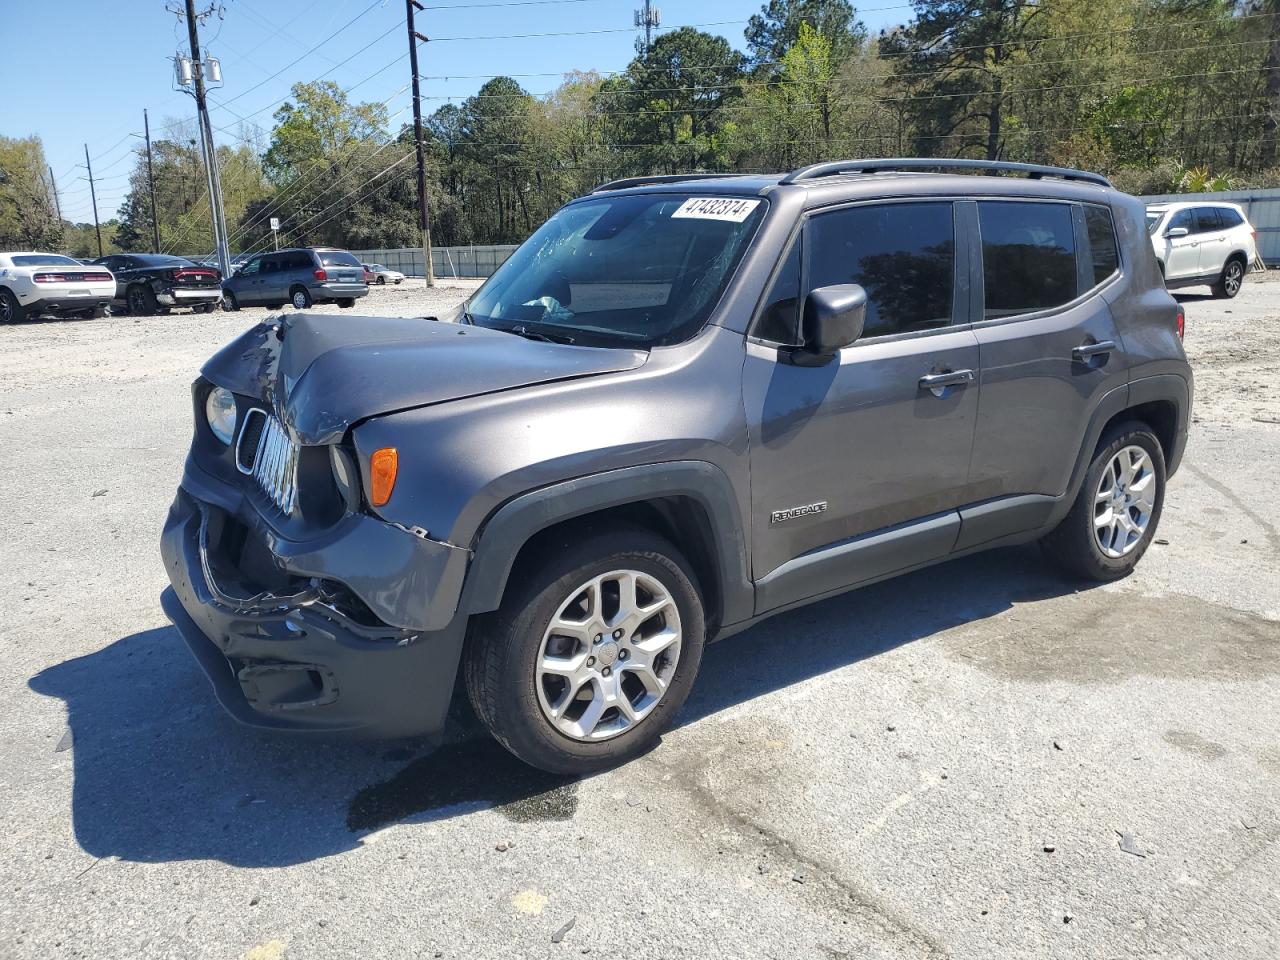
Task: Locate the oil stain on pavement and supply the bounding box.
[347,737,577,832]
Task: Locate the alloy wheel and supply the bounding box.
[535,569,682,742]
[1224,261,1243,296]
[1093,444,1157,558]
[292,290,308,309]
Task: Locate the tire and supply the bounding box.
[1,289,27,324]
[1211,257,1245,299]
[222,290,240,312]
[92,304,110,319]
[127,284,158,316]
[1040,421,1167,582]
[465,526,706,775]
[337,297,356,308]
[377,276,386,285]
[290,286,313,309]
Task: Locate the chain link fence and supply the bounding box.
[350,245,518,279]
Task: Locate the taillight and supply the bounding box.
[1175,303,1185,340]
[314,268,327,281]
[32,273,65,283]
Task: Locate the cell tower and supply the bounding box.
[634,1,661,54]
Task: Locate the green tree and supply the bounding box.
[0,135,62,249]
[745,0,866,69]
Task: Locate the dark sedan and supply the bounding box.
[92,254,222,315]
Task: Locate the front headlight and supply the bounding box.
[205,386,237,445]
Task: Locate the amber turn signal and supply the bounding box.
[369,447,399,507]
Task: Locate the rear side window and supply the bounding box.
[755,237,802,343]
[807,201,955,337]
[1083,205,1119,287]
[1217,207,1245,228]
[289,251,313,269]
[1194,208,1224,233]
[978,201,1076,318]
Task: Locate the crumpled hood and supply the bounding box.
[201,312,648,444]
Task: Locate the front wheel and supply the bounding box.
[222,290,240,312]
[290,286,313,309]
[1212,258,1244,299]
[465,527,706,774]
[1040,422,1166,581]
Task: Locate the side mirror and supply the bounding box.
[796,284,867,363]
[1165,227,1189,239]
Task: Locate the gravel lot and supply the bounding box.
[1,275,1277,959]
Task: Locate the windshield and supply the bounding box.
[13,254,80,267]
[1146,211,1165,234]
[467,192,767,347]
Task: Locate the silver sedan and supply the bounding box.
[363,263,405,285]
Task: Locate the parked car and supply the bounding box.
[220,247,368,311]
[1146,200,1259,298]
[0,252,114,322]
[362,263,375,284]
[93,253,222,315]
[161,159,1192,774]
[363,262,405,285]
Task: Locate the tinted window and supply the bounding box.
[238,257,260,276]
[978,201,1076,318]
[755,237,802,344]
[1218,207,1245,228]
[134,254,192,267]
[286,251,311,270]
[318,250,361,267]
[1194,207,1223,233]
[1084,205,1119,287]
[1146,211,1164,235]
[1168,209,1194,233]
[807,202,954,337]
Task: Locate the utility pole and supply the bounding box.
[181,0,231,276]
[84,144,103,258]
[406,0,435,286]
[144,109,161,253]
[634,1,660,55]
[48,166,62,224]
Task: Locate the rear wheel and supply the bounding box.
[290,286,313,309]
[0,289,21,323]
[127,284,157,316]
[376,275,386,285]
[1212,257,1245,299]
[1040,422,1166,581]
[337,297,356,308]
[194,302,216,314]
[465,527,706,774]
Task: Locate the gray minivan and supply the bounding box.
[221,247,368,311]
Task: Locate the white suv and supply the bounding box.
[1146,201,1260,299]
[0,252,116,323]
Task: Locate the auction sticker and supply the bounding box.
[671,197,761,222]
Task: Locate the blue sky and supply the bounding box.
[2,0,907,224]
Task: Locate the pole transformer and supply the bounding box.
[182,0,231,275]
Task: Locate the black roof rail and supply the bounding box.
[780,158,1112,188]
[592,172,757,193]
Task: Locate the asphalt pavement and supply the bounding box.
[1,276,1277,959]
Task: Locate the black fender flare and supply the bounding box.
[459,461,755,629]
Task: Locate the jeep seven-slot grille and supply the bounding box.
[236,409,299,515]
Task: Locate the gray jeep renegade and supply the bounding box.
[161,159,1192,774]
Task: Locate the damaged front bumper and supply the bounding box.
[160,482,471,737]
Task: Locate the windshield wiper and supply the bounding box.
[506,324,575,345]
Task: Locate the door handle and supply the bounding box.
[918,369,975,396]
[1072,340,1117,363]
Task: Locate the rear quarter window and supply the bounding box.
[1083,205,1120,287]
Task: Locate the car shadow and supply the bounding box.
[29,544,1086,867]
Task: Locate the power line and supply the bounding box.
[427,18,749,42]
